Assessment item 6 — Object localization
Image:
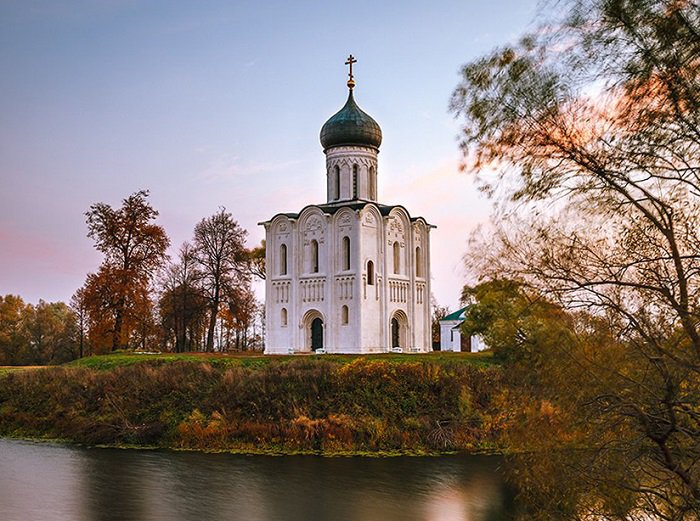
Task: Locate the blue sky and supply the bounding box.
[0,0,539,310]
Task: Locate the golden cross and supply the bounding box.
[345,54,357,89]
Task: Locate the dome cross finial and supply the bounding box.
[345,54,357,90]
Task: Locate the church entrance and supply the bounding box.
[311,318,324,351]
[389,310,409,350]
[391,318,400,347]
[302,310,325,352]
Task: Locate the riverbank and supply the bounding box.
[0,353,505,456]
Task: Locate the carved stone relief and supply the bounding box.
[303,215,325,245]
[387,215,406,247]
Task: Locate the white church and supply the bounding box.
[260,56,434,354]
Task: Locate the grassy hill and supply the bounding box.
[66,350,495,370]
[0,351,503,456]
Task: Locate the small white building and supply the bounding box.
[439,307,487,353]
[260,58,434,354]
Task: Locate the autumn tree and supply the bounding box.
[244,240,266,280]
[223,285,259,351]
[451,0,700,516]
[193,209,248,352]
[22,300,80,364]
[84,190,169,351]
[0,295,27,365]
[0,295,79,365]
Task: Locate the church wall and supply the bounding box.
[440,320,462,352]
[265,215,296,353]
[358,205,384,352]
[411,221,431,352]
[331,208,361,353]
[384,208,416,350]
[296,208,330,352]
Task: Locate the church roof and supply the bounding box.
[259,201,434,227]
[320,90,382,151]
[441,306,468,322]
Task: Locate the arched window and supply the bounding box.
[334,165,340,200]
[342,236,350,271]
[280,244,287,276]
[369,166,376,200]
[311,239,319,273]
[341,305,349,325]
[415,246,422,277]
[281,308,288,326]
[352,164,358,199]
[393,241,400,274]
[367,260,375,285]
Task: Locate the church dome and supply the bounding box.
[320,90,382,151]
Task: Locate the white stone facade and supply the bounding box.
[439,308,488,353]
[260,102,434,354]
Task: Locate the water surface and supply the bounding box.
[0,439,514,521]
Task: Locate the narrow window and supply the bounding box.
[415,246,422,277]
[334,165,340,200]
[369,166,376,199]
[280,244,287,275]
[352,164,358,199]
[342,236,350,271]
[341,305,349,325]
[393,241,400,274]
[311,239,319,273]
[367,260,374,285]
[281,308,288,326]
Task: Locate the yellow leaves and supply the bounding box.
[538,399,558,420]
[176,409,232,448]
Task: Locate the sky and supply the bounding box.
[0,0,540,311]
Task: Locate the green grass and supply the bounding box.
[0,366,45,376]
[66,350,496,371]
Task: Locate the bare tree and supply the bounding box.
[70,287,88,358]
[158,242,207,353]
[193,209,248,352]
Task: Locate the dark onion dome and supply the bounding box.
[320,90,382,150]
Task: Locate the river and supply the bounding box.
[0,438,515,521]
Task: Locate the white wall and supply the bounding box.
[263,201,433,354]
[439,320,462,352]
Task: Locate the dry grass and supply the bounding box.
[0,357,505,455]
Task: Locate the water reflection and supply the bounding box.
[0,439,514,521]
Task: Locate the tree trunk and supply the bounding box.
[79,320,84,358]
[112,306,124,352]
